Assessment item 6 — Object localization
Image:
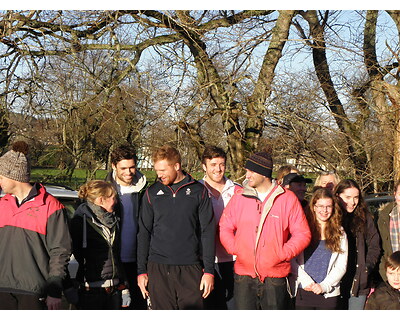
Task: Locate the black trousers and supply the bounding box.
[204,261,235,310]
[295,288,339,310]
[147,261,204,310]
[0,292,46,310]
[122,262,147,310]
[77,288,122,310]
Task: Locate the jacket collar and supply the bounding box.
[110,169,147,194]
[242,180,283,200]
[2,183,47,213]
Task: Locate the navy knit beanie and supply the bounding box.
[244,151,273,178]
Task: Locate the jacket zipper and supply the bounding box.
[167,181,196,198]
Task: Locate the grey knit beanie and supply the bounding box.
[0,141,30,182]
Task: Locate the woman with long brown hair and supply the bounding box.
[290,187,348,309]
[334,179,380,310]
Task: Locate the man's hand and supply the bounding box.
[199,274,214,298]
[46,296,62,310]
[137,274,149,299]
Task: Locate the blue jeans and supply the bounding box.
[234,274,288,310]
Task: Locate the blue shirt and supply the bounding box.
[119,192,137,263]
[304,240,331,284]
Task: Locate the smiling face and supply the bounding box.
[338,187,360,213]
[154,159,180,186]
[314,197,334,224]
[112,159,136,186]
[202,157,226,184]
[387,267,400,290]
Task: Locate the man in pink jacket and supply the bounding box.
[219,150,311,309]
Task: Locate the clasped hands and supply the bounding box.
[303,282,323,295]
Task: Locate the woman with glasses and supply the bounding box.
[334,179,381,310]
[289,187,348,310]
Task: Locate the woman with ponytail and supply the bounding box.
[71,180,130,309]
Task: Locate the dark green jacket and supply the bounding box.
[377,202,396,281]
[365,281,400,310]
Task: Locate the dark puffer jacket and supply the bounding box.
[71,202,125,284]
[364,281,400,310]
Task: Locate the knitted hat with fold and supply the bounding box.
[0,141,30,182]
[244,150,273,178]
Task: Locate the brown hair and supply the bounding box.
[334,179,368,235]
[386,251,400,270]
[78,180,116,204]
[276,165,299,184]
[152,145,181,165]
[201,145,227,164]
[306,187,343,253]
[110,144,137,166]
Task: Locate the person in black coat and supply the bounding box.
[137,145,215,310]
[334,179,381,310]
[71,180,130,310]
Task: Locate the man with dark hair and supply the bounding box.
[199,145,241,309]
[0,141,71,309]
[137,145,215,309]
[219,150,311,309]
[105,143,147,309]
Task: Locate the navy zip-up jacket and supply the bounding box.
[137,174,215,275]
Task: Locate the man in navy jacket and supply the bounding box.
[137,145,215,309]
